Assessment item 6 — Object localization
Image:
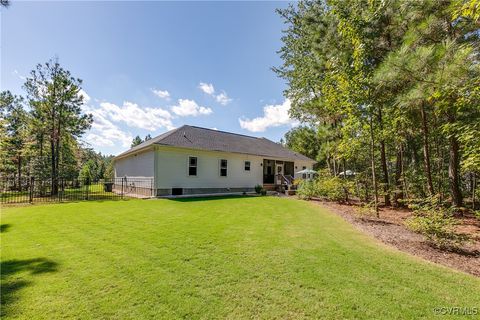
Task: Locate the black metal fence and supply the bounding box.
[0,177,155,204]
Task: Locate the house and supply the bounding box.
[114,125,316,196]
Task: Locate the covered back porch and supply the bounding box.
[262,159,295,191]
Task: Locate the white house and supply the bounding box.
[114,125,316,196]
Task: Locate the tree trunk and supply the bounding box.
[17,156,22,192]
[333,156,337,176]
[448,134,462,207]
[56,108,61,184]
[401,143,408,200]
[369,118,379,217]
[394,146,403,206]
[50,99,58,195]
[50,138,57,195]
[377,108,390,206]
[379,140,390,206]
[326,154,331,175]
[473,173,476,210]
[420,103,435,195]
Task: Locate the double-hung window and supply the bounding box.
[188,156,197,176]
[244,161,251,171]
[220,159,228,177]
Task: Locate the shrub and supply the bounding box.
[355,201,377,218]
[474,210,480,220]
[296,172,354,202]
[78,162,93,185]
[317,176,345,201]
[296,180,317,200]
[261,189,267,196]
[292,178,302,186]
[254,184,262,194]
[405,197,469,249]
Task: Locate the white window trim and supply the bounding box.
[244,160,251,172]
[188,155,198,177]
[219,159,228,177]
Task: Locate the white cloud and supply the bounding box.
[215,92,232,106]
[84,133,116,147]
[83,107,133,148]
[198,82,232,106]
[82,98,175,149]
[171,99,212,117]
[198,82,215,95]
[152,88,170,100]
[238,99,298,132]
[99,101,174,131]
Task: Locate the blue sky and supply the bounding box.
[1,1,299,155]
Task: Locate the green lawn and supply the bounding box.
[1,197,479,319]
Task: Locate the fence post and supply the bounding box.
[59,178,64,202]
[29,176,34,203]
[57,178,60,202]
[121,177,125,199]
[85,178,90,200]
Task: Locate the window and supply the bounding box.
[220,159,228,177]
[188,156,197,176]
[302,166,307,179]
[244,161,251,171]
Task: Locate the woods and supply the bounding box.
[0,58,112,193]
[278,0,480,211]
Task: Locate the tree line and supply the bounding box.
[278,0,479,211]
[0,58,113,193]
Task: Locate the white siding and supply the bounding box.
[114,145,316,190]
[155,147,313,189]
[155,146,264,189]
[114,149,154,179]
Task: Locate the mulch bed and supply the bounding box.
[311,199,480,277]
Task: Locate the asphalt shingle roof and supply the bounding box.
[116,125,315,162]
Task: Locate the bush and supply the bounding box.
[296,180,317,200]
[292,178,302,186]
[316,176,345,201]
[261,189,267,196]
[296,172,354,202]
[474,210,480,220]
[405,197,469,249]
[78,162,93,185]
[355,201,377,218]
[254,184,262,194]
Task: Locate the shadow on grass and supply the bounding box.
[1,224,11,233]
[1,258,58,318]
[168,195,259,202]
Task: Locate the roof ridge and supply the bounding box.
[114,126,182,159]
[184,125,262,140]
[157,125,182,142]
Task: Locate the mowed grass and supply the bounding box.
[1,197,479,319]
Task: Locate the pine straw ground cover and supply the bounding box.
[317,200,480,277]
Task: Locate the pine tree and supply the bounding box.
[24,58,92,194]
